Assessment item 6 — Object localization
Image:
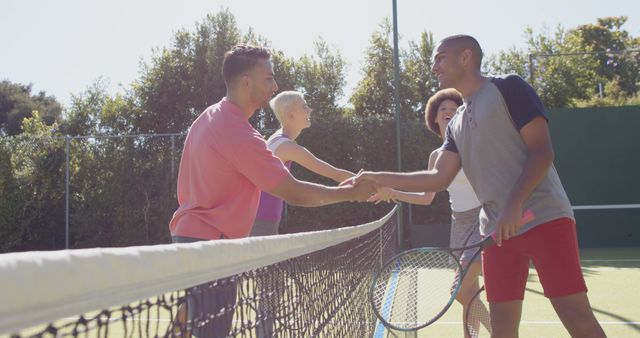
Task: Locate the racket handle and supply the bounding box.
[521,209,535,224]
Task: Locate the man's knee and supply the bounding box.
[550,292,594,320]
[550,292,606,338]
[489,301,522,337]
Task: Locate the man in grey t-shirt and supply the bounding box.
[348,35,605,337]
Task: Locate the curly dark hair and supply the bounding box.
[222,45,271,84]
[424,88,463,138]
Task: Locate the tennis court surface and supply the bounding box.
[378,247,640,338]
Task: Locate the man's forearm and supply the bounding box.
[371,171,448,193]
[284,181,355,207]
[331,168,355,183]
[393,190,435,205]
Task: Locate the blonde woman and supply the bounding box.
[251,91,354,236]
[251,91,354,337]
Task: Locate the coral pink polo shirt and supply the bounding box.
[169,98,289,240]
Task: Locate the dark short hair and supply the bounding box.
[222,45,272,84]
[425,88,463,137]
[439,35,483,69]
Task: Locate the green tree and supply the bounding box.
[250,40,348,132]
[61,78,109,136]
[350,20,433,120]
[403,31,439,118]
[0,112,66,252]
[0,139,24,251]
[132,9,243,134]
[350,19,394,118]
[488,17,639,108]
[57,81,179,248]
[0,80,62,136]
[295,39,347,122]
[350,19,397,119]
[570,16,640,96]
[526,26,598,108]
[486,47,529,79]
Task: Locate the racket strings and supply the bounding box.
[465,286,492,337]
[371,250,461,330]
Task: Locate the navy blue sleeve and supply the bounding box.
[442,123,458,153]
[491,75,548,131]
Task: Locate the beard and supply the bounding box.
[258,100,270,109]
[438,78,453,89]
[251,92,271,109]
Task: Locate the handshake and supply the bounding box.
[339,171,396,204]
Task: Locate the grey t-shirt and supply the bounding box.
[442,75,574,236]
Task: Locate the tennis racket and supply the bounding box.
[369,210,534,331]
[465,285,491,337]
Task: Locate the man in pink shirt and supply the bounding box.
[169,45,376,337]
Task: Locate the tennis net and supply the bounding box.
[0,207,398,338]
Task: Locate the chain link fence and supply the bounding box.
[1,133,185,251]
[1,117,452,253]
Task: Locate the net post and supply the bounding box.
[392,0,405,251]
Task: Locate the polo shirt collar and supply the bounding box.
[220,97,247,119]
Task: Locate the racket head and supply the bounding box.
[464,285,492,338]
[369,247,462,331]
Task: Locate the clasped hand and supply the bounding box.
[340,170,393,204]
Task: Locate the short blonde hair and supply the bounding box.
[270,91,305,126]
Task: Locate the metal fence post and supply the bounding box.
[392,0,405,250]
[171,134,175,178]
[65,135,70,249]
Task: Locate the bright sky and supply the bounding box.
[1,0,638,107]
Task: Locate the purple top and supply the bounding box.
[255,132,292,222]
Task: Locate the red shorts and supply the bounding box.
[482,218,587,302]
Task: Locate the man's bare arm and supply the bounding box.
[495,116,554,245]
[268,174,376,207]
[346,150,461,193]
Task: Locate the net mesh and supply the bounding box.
[2,208,398,338]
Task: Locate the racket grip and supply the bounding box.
[521,209,535,224]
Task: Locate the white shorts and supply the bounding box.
[450,205,483,264]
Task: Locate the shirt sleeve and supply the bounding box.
[228,130,289,192]
[442,123,458,153]
[491,75,548,131]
